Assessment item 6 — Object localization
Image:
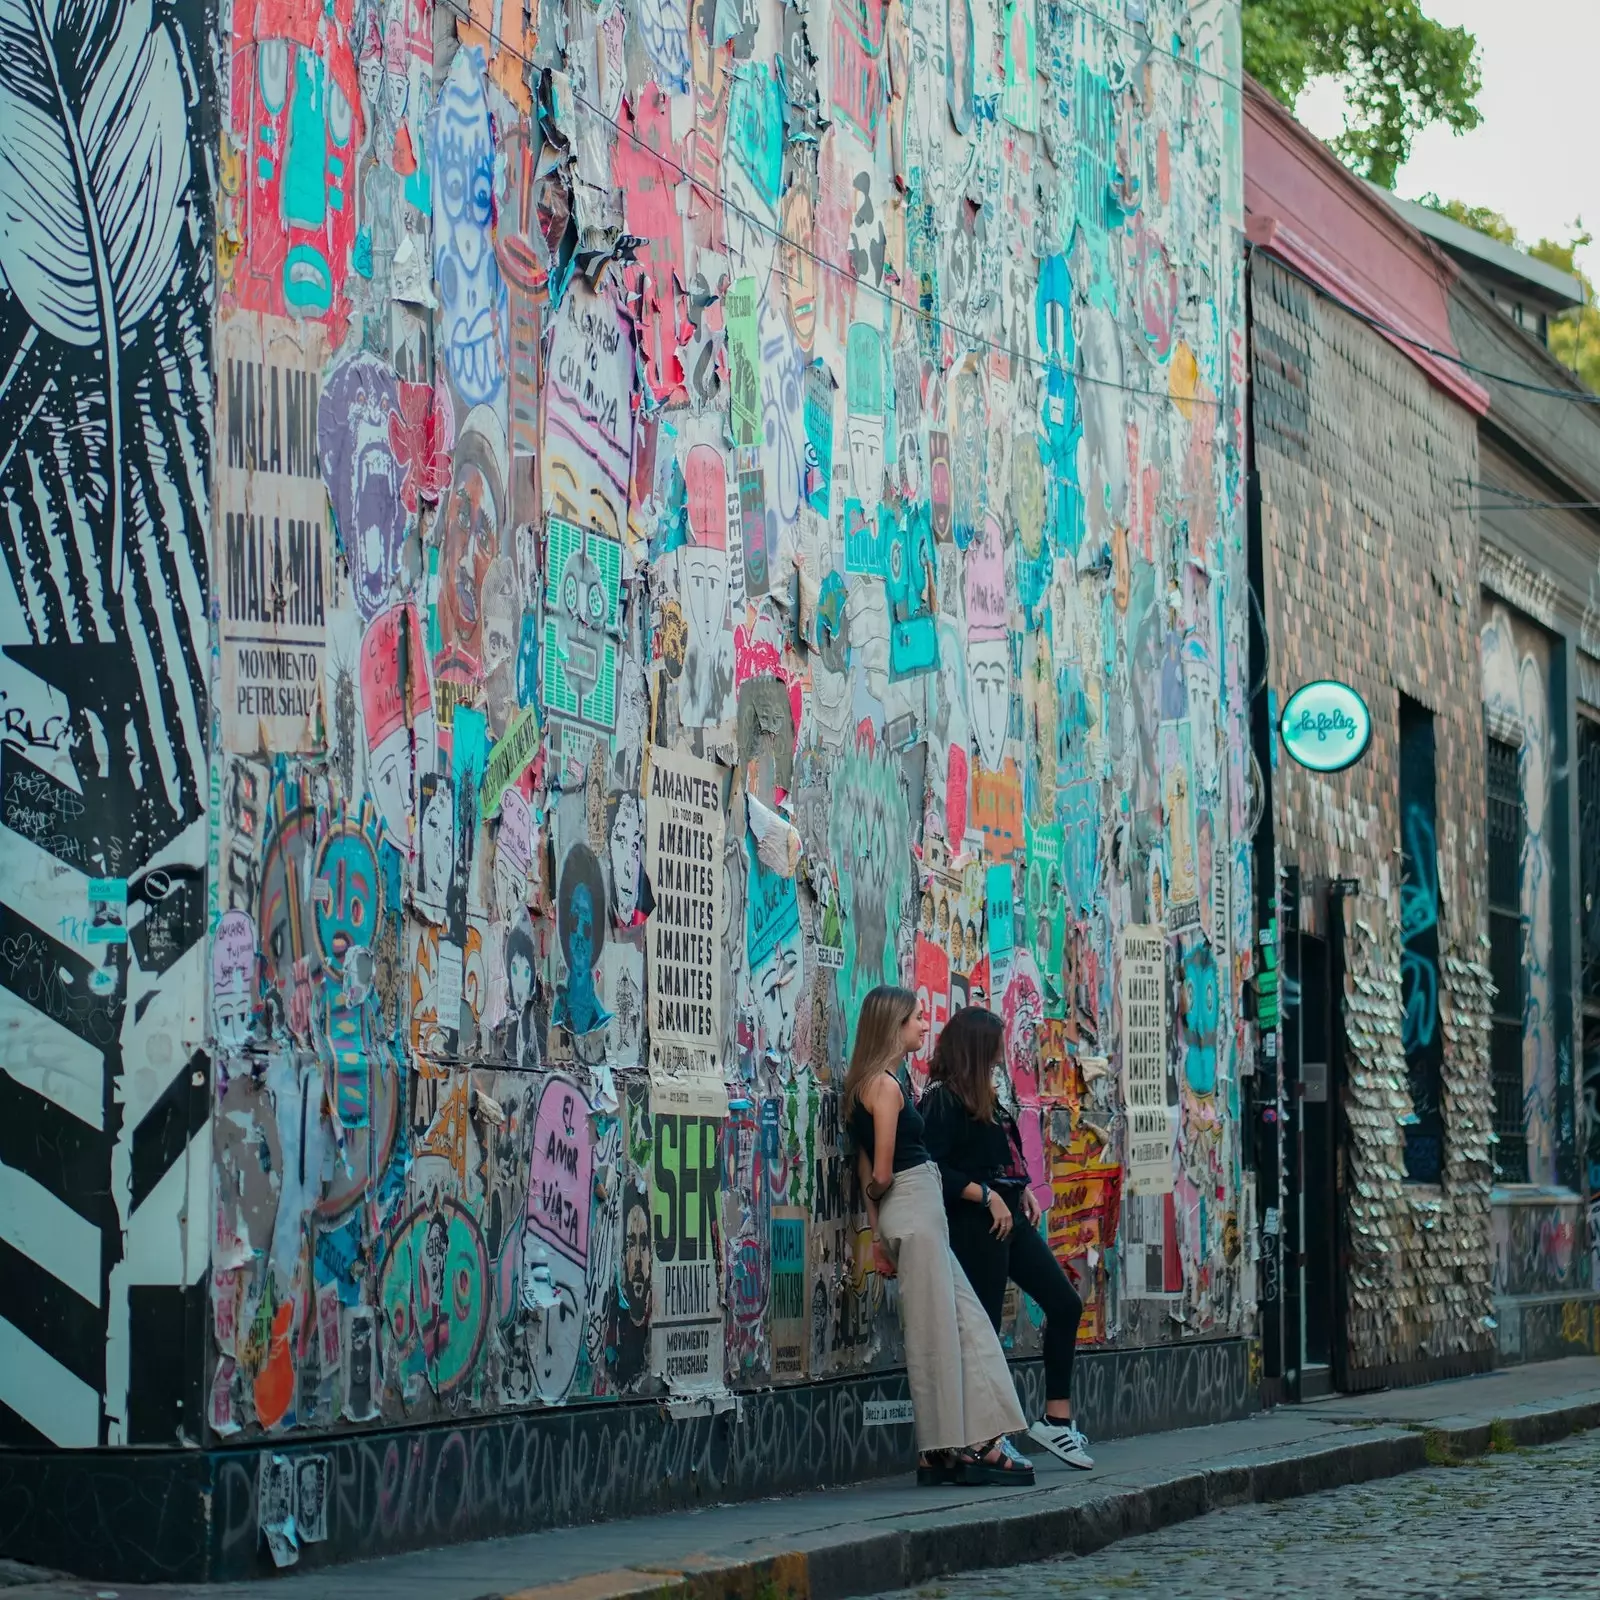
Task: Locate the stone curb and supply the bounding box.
[488,1397,1598,1600]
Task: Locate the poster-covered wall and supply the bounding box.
[0,0,1254,1455]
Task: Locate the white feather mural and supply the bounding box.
[0,0,213,1450]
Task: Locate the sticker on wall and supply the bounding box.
[1278,680,1372,774]
[542,517,624,733]
[86,878,129,945]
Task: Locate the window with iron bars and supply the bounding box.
[1582,716,1600,1194]
[1486,734,1527,1183]
[1580,716,1599,1008]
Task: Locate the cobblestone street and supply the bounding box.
[885,1430,1600,1600]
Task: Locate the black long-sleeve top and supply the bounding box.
[919,1082,1030,1208]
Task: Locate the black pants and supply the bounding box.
[946,1201,1083,1404]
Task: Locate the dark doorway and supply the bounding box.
[1281,871,1343,1399]
[1298,927,1336,1381]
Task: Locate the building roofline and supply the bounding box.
[1242,77,1461,284]
[1243,76,1490,416]
[1373,187,1586,314]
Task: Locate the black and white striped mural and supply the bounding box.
[0,0,215,1446]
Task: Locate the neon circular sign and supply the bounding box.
[1279,680,1372,773]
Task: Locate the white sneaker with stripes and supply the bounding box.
[1027,1418,1095,1469]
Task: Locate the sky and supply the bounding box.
[1294,0,1600,285]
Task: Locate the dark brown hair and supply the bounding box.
[928,1005,1004,1121]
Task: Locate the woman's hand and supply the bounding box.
[1022,1186,1043,1228]
[987,1189,1013,1239]
[872,1239,897,1279]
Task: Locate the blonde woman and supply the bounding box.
[843,984,1033,1485]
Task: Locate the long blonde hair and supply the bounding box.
[841,985,917,1120]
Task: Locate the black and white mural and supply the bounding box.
[0,0,215,1446]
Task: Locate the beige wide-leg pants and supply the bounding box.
[877,1161,1026,1452]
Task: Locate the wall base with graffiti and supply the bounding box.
[0,1339,1256,1583]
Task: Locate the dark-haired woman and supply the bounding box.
[843,985,1033,1486]
[921,1006,1094,1470]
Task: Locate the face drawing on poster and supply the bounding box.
[676,544,735,727]
[439,407,508,664]
[342,1305,381,1420]
[846,322,885,519]
[612,1176,652,1383]
[320,351,407,619]
[503,911,542,1069]
[610,792,645,923]
[432,48,506,408]
[554,845,612,1038]
[966,518,1010,772]
[758,286,805,541]
[415,772,457,921]
[611,651,649,789]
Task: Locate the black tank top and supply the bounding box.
[847,1067,930,1172]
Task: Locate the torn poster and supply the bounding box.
[745,791,801,877]
[645,747,726,1092]
[258,1453,298,1567]
[218,314,332,756]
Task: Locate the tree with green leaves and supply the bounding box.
[1422,199,1600,394]
[1242,1,1483,188]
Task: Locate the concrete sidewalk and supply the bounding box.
[9,1358,1600,1600]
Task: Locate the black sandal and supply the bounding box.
[917,1450,958,1486]
[953,1439,1035,1486]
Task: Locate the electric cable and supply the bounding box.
[438,0,1234,411]
[1254,247,1600,406]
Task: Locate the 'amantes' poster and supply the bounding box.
[217,313,332,755]
[1120,924,1172,1194]
[644,746,726,1086]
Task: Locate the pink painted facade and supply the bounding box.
[1244,78,1490,418]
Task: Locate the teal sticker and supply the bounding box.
[87,878,129,945]
[1279,681,1372,774]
